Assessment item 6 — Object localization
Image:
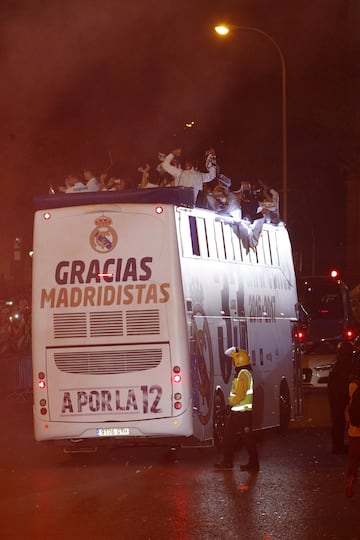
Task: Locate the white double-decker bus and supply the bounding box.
[32,187,303,449]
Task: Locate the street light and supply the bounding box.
[215,24,288,223]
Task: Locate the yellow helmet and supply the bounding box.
[225,347,250,368]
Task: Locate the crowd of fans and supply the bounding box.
[51,147,280,225]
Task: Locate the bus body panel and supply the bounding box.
[33,409,194,442]
[175,208,300,437]
[32,201,194,442]
[45,343,173,422]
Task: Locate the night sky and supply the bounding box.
[1,0,359,277]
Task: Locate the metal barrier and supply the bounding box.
[0,352,32,397]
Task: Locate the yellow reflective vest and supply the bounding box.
[228,368,254,412]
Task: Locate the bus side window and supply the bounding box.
[231,224,243,262]
[223,223,234,261]
[245,245,258,264]
[256,235,266,265]
[262,230,272,265]
[196,217,209,258]
[249,247,259,264]
[268,230,280,266]
[189,216,200,256]
[179,212,193,257]
[214,220,225,260]
[205,219,217,259]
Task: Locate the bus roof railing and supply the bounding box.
[33,186,195,211]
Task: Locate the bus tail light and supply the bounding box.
[173,366,182,383]
[294,327,306,341]
[38,371,46,389]
[173,368,183,410]
[37,372,48,413]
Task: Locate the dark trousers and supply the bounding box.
[329,402,347,452]
[347,437,360,479]
[222,410,259,466]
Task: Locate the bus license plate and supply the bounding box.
[96,427,130,437]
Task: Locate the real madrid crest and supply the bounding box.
[90,215,118,253]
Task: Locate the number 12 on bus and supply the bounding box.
[32,188,303,450]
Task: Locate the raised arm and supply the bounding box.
[162,149,182,180]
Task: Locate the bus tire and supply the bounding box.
[213,391,226,450]
[279,379,291,432]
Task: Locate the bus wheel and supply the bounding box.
[279,379,291,432]
[214,391,226,450]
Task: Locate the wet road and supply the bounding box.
[0,388,359,540]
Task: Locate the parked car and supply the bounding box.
[302,339,338,388]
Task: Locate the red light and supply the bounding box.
[174,402,182,410]
[330,269,339,278]
[320,309,329,314]
[43,212,51,221]
[173,374,182,383]
[40,408,48,415]
[38,380,46,389]
[345,329,355,340]
[295,330,305,340]
[155,206,163,215]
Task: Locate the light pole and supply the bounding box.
[215,25,288,223]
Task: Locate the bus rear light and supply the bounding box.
[173,366,181,383]
[155,205,163,214]
[40,399,47,406]
[174,392,182,400]
[38,379,46,389]
[42,212,51,221]
[294,327,305,341]
[40,408,48,415]
[174,402,182,410]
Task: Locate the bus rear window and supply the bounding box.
[301,284,343,318]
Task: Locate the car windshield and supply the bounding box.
[300,281,343,318]
[307,340,338,355]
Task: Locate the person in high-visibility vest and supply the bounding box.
[215,347,259,471]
